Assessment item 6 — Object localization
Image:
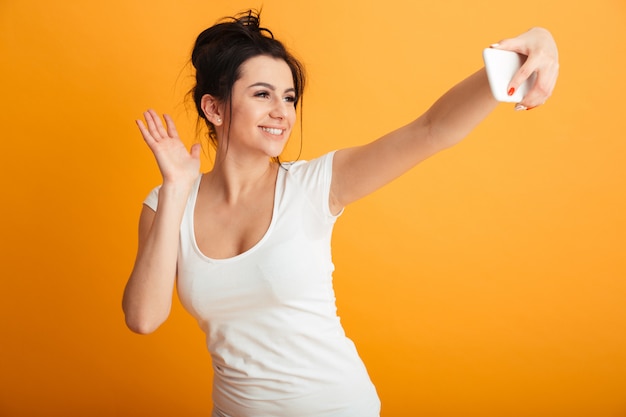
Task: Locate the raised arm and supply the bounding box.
[330,27,559,213]
[122,110,201,334]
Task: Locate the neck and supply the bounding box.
[207,155,278,204]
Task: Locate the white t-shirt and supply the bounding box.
[144,152,380,417]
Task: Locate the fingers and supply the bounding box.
[514,53,559,110]
[493,28,559,111]
[136,109,179,141]
[508,60,541,109]
[521,69,557,109]
[143,109,169,140]
[163,113,180,139]
[135,119,157,147]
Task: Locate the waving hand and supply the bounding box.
[136,109,201,186]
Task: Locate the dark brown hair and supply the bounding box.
[190,9,306,156]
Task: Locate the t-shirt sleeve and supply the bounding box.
[143,185,161,211]
[286,151,342,220]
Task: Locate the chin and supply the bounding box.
[266,144,288,159]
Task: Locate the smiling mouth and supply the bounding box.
[261,127,284,135]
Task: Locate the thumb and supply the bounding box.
[490,36,530,56]
[190,143,202,160]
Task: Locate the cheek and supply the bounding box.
[230,107,257,126]
[288,108,297,125]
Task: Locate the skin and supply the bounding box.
[123,27,559,334]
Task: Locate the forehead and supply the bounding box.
[238,55,294,88]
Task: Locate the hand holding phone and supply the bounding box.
[483,48,536,103]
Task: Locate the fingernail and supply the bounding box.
[508,87,516,96]
[515,104,527,111]
[490,43,500,48]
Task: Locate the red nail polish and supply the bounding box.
[508,87,515,96]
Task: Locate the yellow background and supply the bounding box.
[1,0,625,416]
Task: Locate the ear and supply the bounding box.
[200,94,224,125]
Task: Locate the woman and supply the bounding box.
[123,10,559,417]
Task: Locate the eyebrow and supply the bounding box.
[248,82,296,94]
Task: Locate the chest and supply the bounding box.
[193,178,276,260]
[176,176,337,320]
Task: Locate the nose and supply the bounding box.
[270,99,289,120]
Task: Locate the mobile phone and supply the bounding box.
[483,48,536,102]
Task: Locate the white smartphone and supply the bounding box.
[483,48,536,102]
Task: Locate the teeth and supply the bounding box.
[262,127,283,135]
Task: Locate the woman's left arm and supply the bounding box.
[330,27,559,213]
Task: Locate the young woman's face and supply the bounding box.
[223,55,297,160]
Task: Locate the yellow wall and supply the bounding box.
[1,0,625,416]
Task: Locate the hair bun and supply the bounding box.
[238,10,260,29]
[235,9,274,39]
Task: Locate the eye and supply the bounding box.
[283,95,296,104]
[254,91,270,99]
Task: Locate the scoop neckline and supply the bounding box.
[188,167,284,264]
